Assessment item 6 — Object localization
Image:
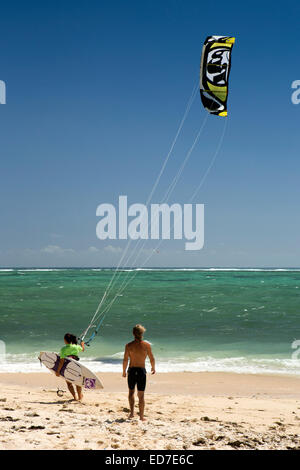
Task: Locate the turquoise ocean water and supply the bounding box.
[0,268,300,375]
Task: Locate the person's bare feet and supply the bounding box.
[77,393,83,402]
[128,413,134,419]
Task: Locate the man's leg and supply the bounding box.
[137,391,145,421]
[128,389,135,418]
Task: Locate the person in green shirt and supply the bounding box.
[56,333,85,401]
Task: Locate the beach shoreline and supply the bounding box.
[0,371,299,450]
[0,370,300,397]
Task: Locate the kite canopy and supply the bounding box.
[200,36,235,117]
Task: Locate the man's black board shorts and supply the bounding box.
[127,367,147,391]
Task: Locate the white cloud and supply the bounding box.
[87,246,100,253]
[103,245,123,254]
[41,245,75,255]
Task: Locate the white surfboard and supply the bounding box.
[38,351,104,390]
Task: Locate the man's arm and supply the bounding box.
[147,344,156,374]
[122,344,129,377]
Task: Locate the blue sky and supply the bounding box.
[0,0,300,267]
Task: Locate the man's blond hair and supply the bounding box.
[133,324,146,340]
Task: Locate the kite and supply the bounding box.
[200,36,235,116]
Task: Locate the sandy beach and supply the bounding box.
[0,371,300,450]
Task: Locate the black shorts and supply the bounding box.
[127,367,147,392]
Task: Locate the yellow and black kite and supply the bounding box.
[200,36,235,117]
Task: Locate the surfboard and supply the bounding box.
[38,351,104,390]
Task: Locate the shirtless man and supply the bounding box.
[122,324,155,421]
